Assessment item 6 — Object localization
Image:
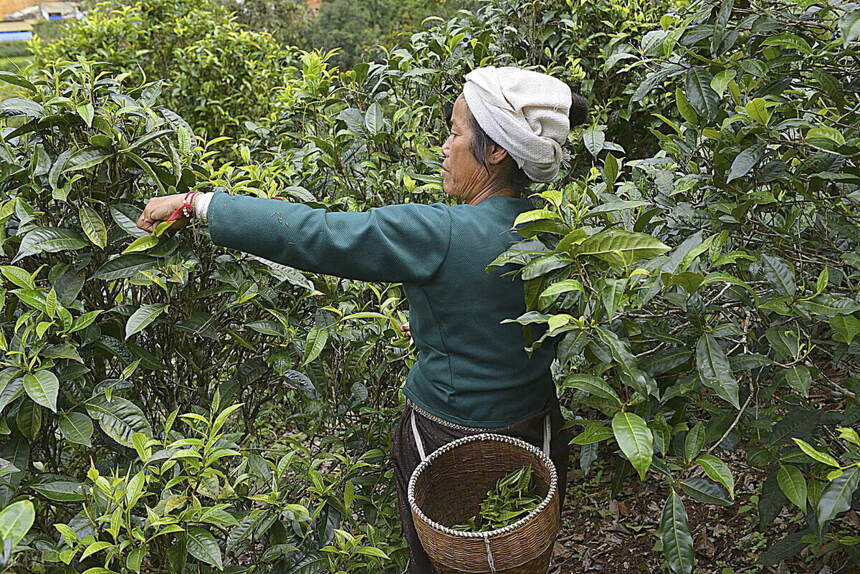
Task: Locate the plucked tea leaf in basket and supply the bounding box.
[451,465,541,533]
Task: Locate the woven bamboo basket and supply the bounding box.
[408,433,560,574]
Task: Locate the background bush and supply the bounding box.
[0,42,30,60]
[30,0,303,139]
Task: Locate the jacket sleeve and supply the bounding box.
[206,192,452,284]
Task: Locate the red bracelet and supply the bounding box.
[166,191,201,222]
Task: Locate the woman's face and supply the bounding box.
[441,95,486,200]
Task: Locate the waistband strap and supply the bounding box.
[410,408,552,463]
[406,399,493,432]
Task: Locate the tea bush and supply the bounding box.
[226,0,482,70]
[493,0,860,570]
[0,60,411,572]
[29,0,303,139]
[0,42,30,60]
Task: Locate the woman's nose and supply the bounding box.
[441,136,451,156]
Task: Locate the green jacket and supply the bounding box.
[207,192,554,428]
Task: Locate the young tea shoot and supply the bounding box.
[451,465,541,533]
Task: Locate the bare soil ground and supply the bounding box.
[549,453,859,574]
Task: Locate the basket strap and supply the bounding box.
[483,535,497,573]
[410,410,427,462]
[542,413,551,457]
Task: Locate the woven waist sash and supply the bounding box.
[408,401,552,468]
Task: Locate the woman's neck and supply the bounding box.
[467,186,520,205]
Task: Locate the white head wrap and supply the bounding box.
[462,66,572,182]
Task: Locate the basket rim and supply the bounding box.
[407,432,559,539]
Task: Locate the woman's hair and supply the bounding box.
[468,91,589,195]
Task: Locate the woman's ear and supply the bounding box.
[487,141,510,166]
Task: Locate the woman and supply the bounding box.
[138,66,588,572]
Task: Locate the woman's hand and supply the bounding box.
[136,194,190,233]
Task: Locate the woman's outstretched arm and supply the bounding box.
[137,192,453,285]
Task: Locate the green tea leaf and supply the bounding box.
[64,147,110,173]
[684,68,719,119]
[577,229,670,266]
[658,490,693,574]
[684,422,705,462]
[604,152,619,187]
[122,235,159,254]
[0,500,35,549]
[539,279,584,299]
[696,454,735,499]
[612,411,653,480]
[586,200,651,217]
[570,421,615,445]
[0,72,36,93]
[806,126,845,146]
[86,395,152,447]
[81,541,114,560]
[777,465,807,511]
[817,468,859,532]
[837,427,860,446]
[583,125,605,157]
[109,204,149,238]
[710,69,736,97]
[31,479,86,502]
[16,400,41,440]
[792,438,839,467]
[0,266,35,290]
[79,205,107,249]
[522,253,570,280]
[829,315,860,344]
[561,374,622,406]
[696,334,740,408]
[186,527,223,570]
[23,370,58,412]
[49,149,71,190]
[745,98,771,125]
[680,477,732,506]
[94,255,156,281]
[177,126,193,154]
[781,366,811,397]
[840,9,860,47]
[762,32,813,54]
[12,227,88,263]
[302,326,328,366]
[675,88,698,126]
[125,304,168,339]
[727,144,765,183]
[77,103,95,128]
[364,103,384,135]
[59,412,94,446]
[0,98,44,117]
[0,370,24,415]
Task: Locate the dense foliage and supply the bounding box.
[0,0,858,572]
[225,0,482,69]
[30,0,303,139]
[0,58,410,573]
[494,0,860,570]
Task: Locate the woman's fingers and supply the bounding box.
[136,194,188,232]
[400,323,411,339]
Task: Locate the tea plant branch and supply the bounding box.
[706,392,753,456]
[818,369,857,400]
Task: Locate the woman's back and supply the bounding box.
[403,194,555,428]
